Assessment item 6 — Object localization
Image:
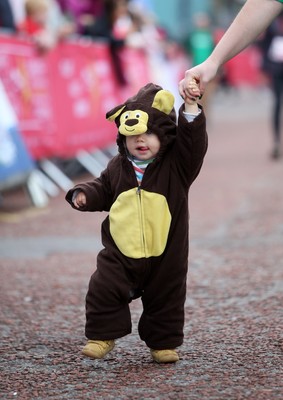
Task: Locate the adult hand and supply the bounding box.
[178,58,219,99]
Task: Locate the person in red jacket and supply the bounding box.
[66,82,208,363]
[18,0,48,34]
[18,0,55,51]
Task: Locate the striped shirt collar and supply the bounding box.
[128,156,155,185]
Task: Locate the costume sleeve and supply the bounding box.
[65,166,113,212]
[174,104,208,187]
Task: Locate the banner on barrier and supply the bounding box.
[0,35,151,159]
[0,79,34,189]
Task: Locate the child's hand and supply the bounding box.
[73,191,87,208]
[184,79,200,105]
[184,79,200,114]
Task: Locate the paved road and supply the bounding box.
[1,89,282,399]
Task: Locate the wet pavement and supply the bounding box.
[0,88,282,399]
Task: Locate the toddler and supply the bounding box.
[66,81,208,363]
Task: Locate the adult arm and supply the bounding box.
[179,0,283,98]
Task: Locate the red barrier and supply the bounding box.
[225,46,264,87]
[0,35,151,159]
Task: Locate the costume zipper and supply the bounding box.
[136,185,146,257]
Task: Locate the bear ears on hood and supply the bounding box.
[106,83,176,137]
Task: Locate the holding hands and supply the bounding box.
[183,79,201,114]
[179,59,218,101]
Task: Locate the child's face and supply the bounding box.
[31,7,48,26]
[126,132,160,160]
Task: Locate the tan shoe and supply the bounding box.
[82,340,115,359]
[150,349,179,363]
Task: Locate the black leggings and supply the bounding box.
[271,73,283,143]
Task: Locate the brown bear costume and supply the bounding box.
[66,83,208,350]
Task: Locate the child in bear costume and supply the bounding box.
[66,82,208,363]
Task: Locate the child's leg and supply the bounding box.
[138,279,186,350]
[85,250,133,342]
[138,256,188,359]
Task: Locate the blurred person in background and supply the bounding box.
[125,2,185,108]
[0,0,16,31]
[56,0,104,35]
[259,11,283,159]
[179,0,283,100]
[124,1,166,52]
[18,0,56,51]
[18,0,75,51]
[184,12,215,111]
[8,0,25,26]
[125,1,168,51]
[45,0,76,42]
[82,0,132,85]
[186,12,214,68]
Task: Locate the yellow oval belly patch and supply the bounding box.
[109,188,172,259]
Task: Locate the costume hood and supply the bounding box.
[106,83,177,157]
